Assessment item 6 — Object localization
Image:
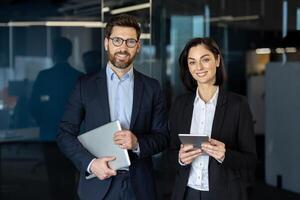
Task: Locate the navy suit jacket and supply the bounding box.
[169,89,257,200]
[57,67,169,200]
[30,62,83,141]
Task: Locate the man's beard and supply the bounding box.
[108,50,136,69]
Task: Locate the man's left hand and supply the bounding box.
[114,130,138,150]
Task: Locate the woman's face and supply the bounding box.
[187,44,220,86]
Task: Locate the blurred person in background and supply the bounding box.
[82,50,101,75]
[29,37,82,200]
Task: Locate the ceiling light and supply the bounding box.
[275,48,285,54]
[285,47,297,53]
[140,33,151,40]
[102,7,110,13]
[110,3,150,15]
[256,48,271,54]
[3,21,105,28]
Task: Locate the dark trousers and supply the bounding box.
[184,187,212,200]
[104,170,136,200]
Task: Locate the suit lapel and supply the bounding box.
[130,70,143,129]
[211,89,227,140]
[95,69,111,123]
[179,94,195,183]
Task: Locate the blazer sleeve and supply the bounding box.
[222,97,257,170]
[136,81,169,158]
[168,96,191,171]
[168,96,182,152]
[57,78,95,173]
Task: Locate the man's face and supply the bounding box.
[104,26,140,70]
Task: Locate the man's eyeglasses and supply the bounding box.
[109,37,138,48]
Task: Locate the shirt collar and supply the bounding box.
[106,64,134,81]
[194,86,219,107]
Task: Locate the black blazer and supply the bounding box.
[57,67,169,200]
[169,89,257,200]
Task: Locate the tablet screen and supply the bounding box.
[178,134,209,148]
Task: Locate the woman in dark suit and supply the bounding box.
[169,37,257,200]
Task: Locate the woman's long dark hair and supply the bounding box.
[179,37,226,92]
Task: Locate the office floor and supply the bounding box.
[0,142,77,200]
[1,141,300,200]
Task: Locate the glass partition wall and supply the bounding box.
[1,0,300,199]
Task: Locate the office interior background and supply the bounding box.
[0,0,300,199]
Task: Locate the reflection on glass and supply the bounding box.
[29,37,83,141]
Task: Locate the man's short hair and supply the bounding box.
[105,14,141,40]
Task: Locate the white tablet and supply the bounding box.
[78,121,131,171]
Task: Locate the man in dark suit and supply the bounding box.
[57,14,169,200]
[30,37,83,141]
[30,37,82,200]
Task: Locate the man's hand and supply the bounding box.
[201,138,226,161]
[114,130,138,150]
[179,144,203,165]
[90,157,117,180]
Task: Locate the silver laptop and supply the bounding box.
[78,120,131,171]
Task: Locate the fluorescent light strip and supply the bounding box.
[8,21,45,26]
[102,7,110,13]
[210,15,259,22]
[275,48,285,54]
[110,2,150,15]
[140,33,151,40]
[3,21,105,28]
[46,21,105,28]
[230,15,259,22]
[256,48,271,54]
[274,47,297,54]
[285,47,297,53]
[1,21,150,40]
[2,21,151,40]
